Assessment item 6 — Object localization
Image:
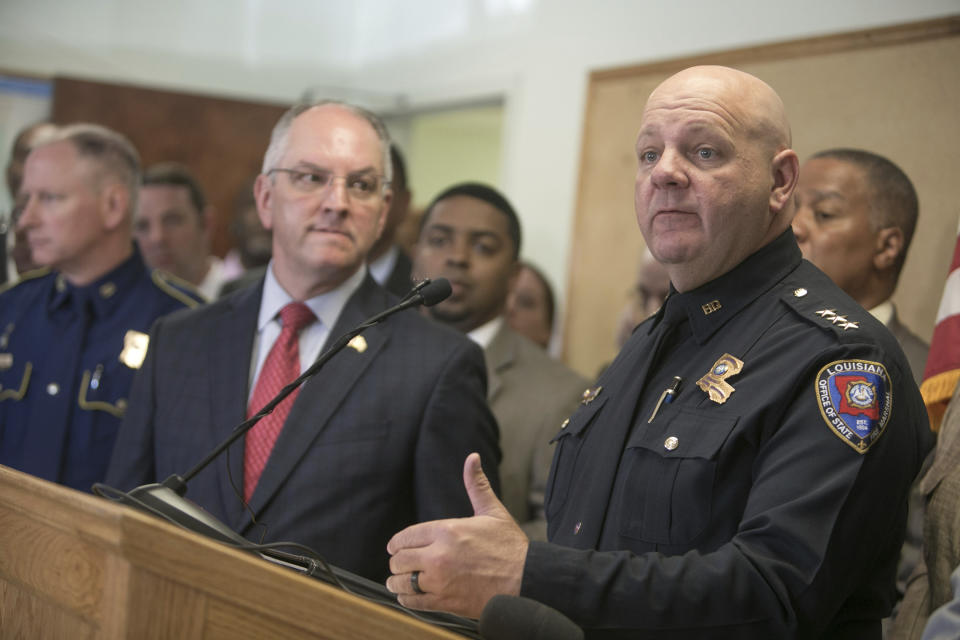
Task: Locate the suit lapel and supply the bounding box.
[209,283,263,530]
[240,276,391,529]
[484,323,515,402]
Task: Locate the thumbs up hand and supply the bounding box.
[386,453,529,618]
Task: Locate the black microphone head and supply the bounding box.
[419,277,452,307]
[479,595,584,640]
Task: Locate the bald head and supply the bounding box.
[645,65,792,153]
[634,65,799,291]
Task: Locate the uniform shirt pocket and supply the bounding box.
[0,360,32,403]
[618,407,738,545]
[545,396,608,519]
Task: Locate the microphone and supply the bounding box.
[479,595,584,640]
[416,277,452,307]
[107,278,452,501]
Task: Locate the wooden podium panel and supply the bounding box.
[0,466,463,639]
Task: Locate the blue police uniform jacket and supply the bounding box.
[0,248,201,492]
[521,230,933,639]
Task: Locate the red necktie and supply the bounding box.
[243,302,316,502]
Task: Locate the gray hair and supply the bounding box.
[262,100,392,188]
[39,123,141,217]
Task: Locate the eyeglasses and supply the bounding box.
[267,167,388,201]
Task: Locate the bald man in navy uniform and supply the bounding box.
[385,66,932,638]
[0,124,201,492]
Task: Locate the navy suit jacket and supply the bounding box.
[106,274,501,582]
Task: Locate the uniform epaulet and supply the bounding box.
[780,284,866,336]
[150,269,205,308]
[0,267,51,295]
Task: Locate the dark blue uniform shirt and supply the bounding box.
[523,230,933,639]
[0,248,201,491]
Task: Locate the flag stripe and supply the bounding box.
[922,221,960,432]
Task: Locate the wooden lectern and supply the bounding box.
[0,465,465,639]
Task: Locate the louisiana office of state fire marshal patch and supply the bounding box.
[816,359,892,454]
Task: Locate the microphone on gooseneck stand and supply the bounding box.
[479,595,585,640]
[92,278,453,541]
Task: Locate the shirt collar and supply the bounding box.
[257,261,367,333]
[868,300,894,326]
[648,229,802,344]
[47,245,145,319]
[368,245,399,287]
[467,316,504,350]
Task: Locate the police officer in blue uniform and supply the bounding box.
[384,66,933,638]
[0,123,201,492]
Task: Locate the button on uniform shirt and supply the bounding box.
[0,247,202,491]
[521,230,934,638]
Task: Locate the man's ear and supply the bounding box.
[253,173,274,231]
[770,148,800,216]
[874,227,904,271]
[101,182,130,231]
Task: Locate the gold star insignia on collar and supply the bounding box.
[840,321,859,331]
[99,282,117,298]
[816,309,837,320]
[831,315,848,325]
[581,386,602,405]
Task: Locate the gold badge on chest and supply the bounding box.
[696,353,744,404]
[119,330,150,369]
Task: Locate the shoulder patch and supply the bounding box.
[150,269,204,308]
[816,359,892,454]
[0,267,51,295]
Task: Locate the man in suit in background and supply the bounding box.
[367,144,414,297]
[792,148,928,383]
[106,101,501,583]
[134,162,227,301]
[412,182,587,540]
[891,381,960,639]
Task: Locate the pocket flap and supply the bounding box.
[549,395,608,443]
[627,407,738,460]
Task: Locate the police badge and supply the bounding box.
[816,359,892,453]
[697,353,744,404]
[119,330,150,369]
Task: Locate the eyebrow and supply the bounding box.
[635,121,733,147]
[803,188,847,203]
[291,161,378,176]
[425,223,504,241]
